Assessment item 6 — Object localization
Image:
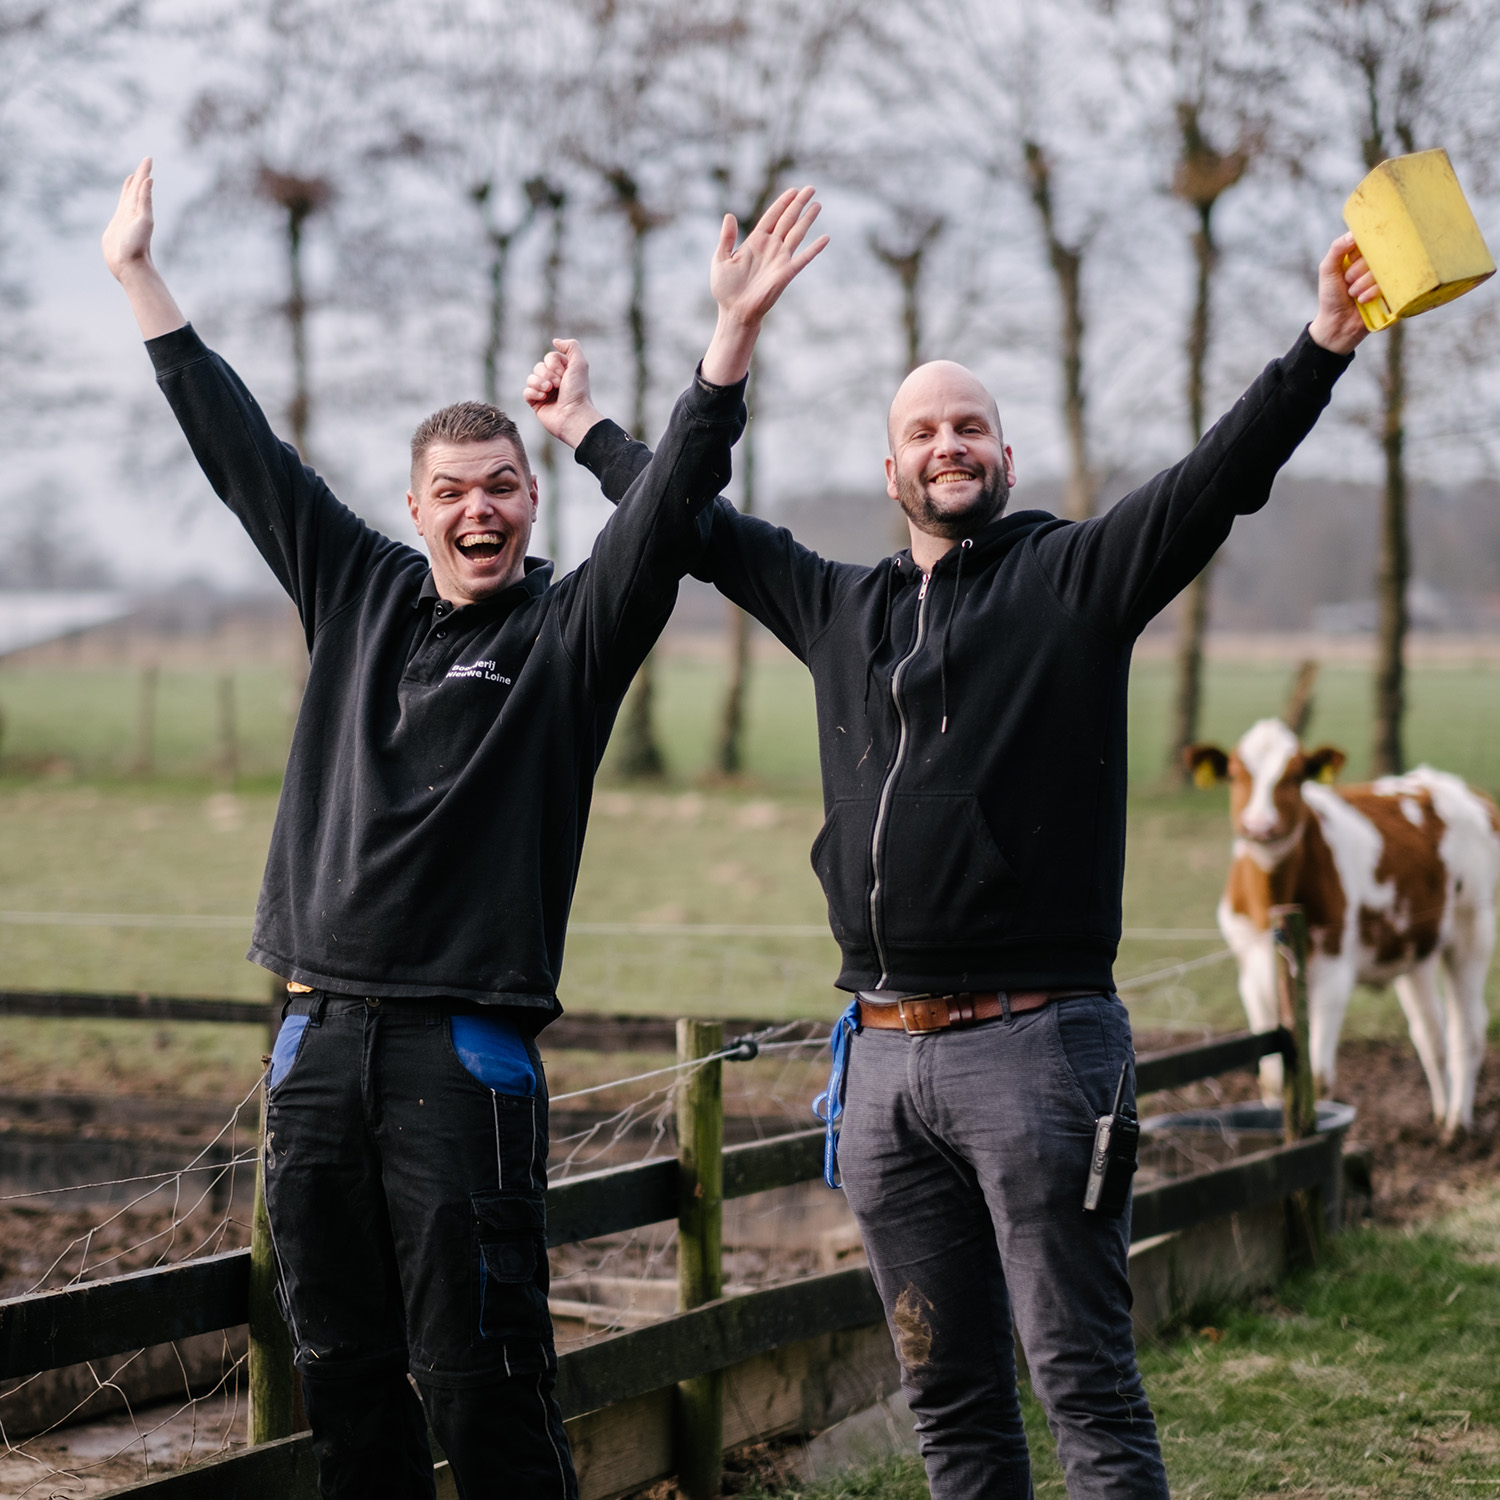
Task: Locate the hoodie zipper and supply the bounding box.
[868,569,931,987]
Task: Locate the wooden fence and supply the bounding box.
[0,909,1338,1498]
[0,987,820,1053]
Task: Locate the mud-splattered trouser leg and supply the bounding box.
[836,995,1170,1500]
[263,993,578,1500]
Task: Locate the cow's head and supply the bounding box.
[1186,719,1346,847]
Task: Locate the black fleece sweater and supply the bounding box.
[578,328,1352,996]
[149,325,745,1016]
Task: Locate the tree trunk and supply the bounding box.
[481,230,513,407]
[716,359,758,777]
[538,188,567,561]
[617,654,665,779]
[1023,141,1093,521]
[1372,317,1408,776]
[616,200,666,780]
[1167,201,1218,784]
[284,209,311,460]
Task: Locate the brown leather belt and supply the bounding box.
[857,989,1101,1034]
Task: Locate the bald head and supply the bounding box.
[887,360,1002,453]
[884,360,1015,553]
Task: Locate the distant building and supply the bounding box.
[0,593,134,660]
[0,585,302,670]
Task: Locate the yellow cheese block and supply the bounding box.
[1342,148,1495,331]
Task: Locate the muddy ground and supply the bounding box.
[1136,1031,1500,1226]
[2,1034,1496,1300]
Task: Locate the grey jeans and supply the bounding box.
[837,993,1170,1500]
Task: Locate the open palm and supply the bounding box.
[711,186,829,327]
[102,158,157,280]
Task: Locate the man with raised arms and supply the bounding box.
[532,231,1380,1498]
[101,158,825,1500]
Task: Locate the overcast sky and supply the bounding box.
[8,5,1500,596]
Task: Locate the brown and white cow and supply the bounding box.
[1187,718,1500,1140]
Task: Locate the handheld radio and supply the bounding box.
[1083,1060,1139,1218]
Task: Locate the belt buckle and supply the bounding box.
[898,996,948,1033]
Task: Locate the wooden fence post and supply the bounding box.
[216,673,238,789]
[249,1090,297,1443]
[1270,903,1324,1260]
[133,664,158,777]
[675,1018,724,1500]
[1270,905,1316,1141]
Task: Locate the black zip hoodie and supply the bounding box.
[148,325,746,1018]
[577,328,1351,996]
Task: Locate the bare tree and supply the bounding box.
[528,175,569,561]
[1145,0,1268,783]
[1302,0,1500,775]
[352,0,572,506]
[0,0,137,431]
[929,0,1148,523]
[561,0,699,780]
[604,166,671,779]
[254,167,333,458]
[866,204,947,550]
[680,0,874,776]
[469,180,536,408]
[1020,134,1096,520]
[869,210,946,375]
[179,0,369,717]
[180,1,364,464]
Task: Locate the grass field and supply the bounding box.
[3,654,1500,1489]
[761,1192,1500,1498]
[0,650,1495,1091]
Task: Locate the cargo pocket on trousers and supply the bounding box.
[472,1189,550,1344]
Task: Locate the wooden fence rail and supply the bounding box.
[0,999,1329,1499]
[0,990,827,1054]
[0,1026,1299,1384]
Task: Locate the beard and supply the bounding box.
[894,463,1011,540]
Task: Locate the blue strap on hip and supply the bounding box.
[812,998,862,1189]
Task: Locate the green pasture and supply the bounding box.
[4,652,1500,792]
[0,652,1496,1092]
[0,665,294,784]
[761,1193,1500,1498]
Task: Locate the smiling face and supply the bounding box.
[884,361,1016,542]
[407,437,538,606]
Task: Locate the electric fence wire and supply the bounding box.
[0,960,1242,1478]
[0,1079,263,1490]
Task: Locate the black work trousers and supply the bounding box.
[262,993,577,1500]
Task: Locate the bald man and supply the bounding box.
[539,232,1380,1499]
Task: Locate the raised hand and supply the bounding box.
[102,156,187,340]
[524,339,604,449]
[1309,230,1380,355]
[102,158,157,281]
[702,186,829,386]
[712,187,828,329]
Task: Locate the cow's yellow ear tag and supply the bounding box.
[1193,760,1219,790]
[1317,762,1339,784]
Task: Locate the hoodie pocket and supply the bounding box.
[809,798,875,945]
[879,792,1020,945]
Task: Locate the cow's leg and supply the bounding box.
[1228,922,1281,1102]
[1393,959,1449,1127]
[1440,911,1494,1140]
[1305,956,1354,1099]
